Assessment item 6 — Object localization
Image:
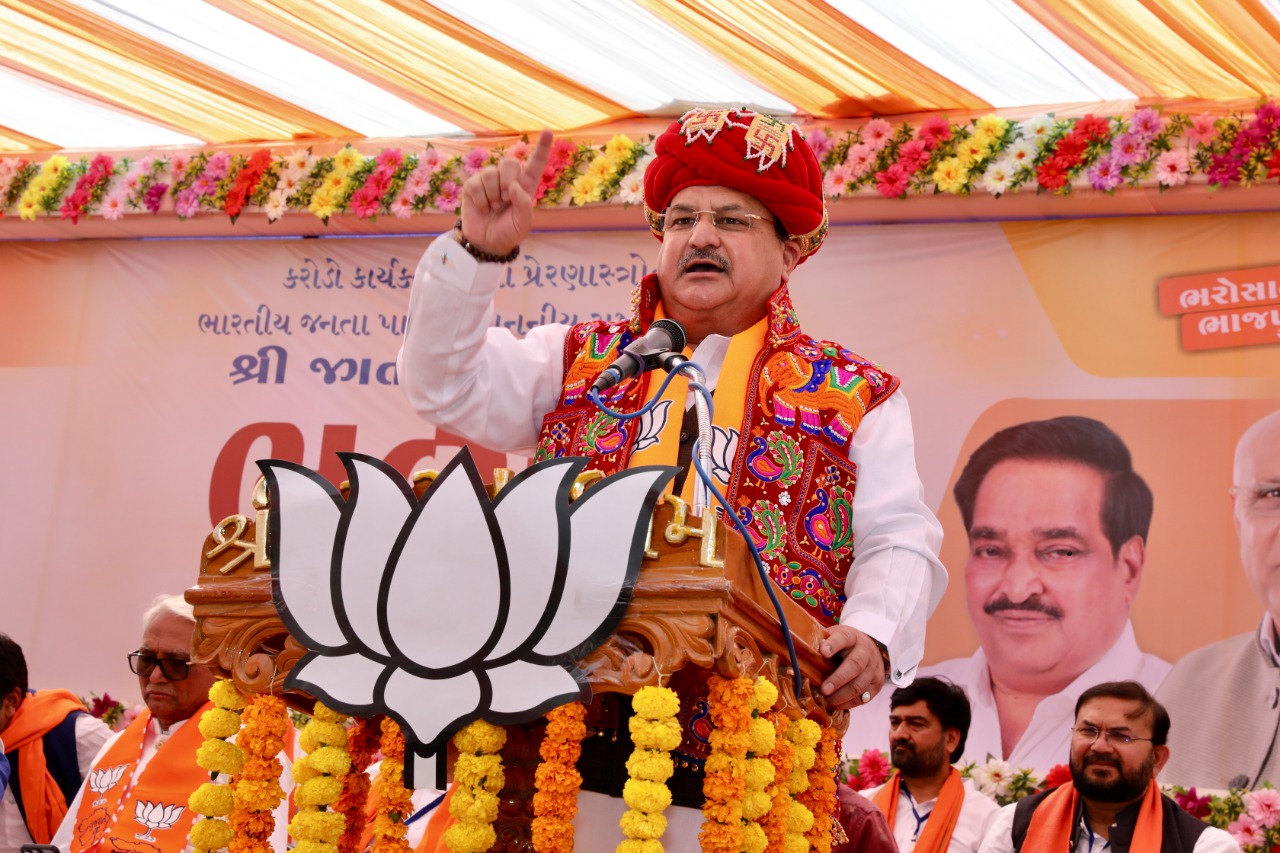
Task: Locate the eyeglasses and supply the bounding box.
[1071,724,1155,747]
[660,208,773,233]
[128,652,192,681]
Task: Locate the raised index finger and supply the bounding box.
[518,129,554,194]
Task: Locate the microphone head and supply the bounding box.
[650,318,687,353]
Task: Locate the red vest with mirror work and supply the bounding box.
[533,272,900,628]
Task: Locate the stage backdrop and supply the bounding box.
[3,212,1279,778]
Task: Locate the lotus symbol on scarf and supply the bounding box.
[262,449,675,785]
[133,800,184,841]
[89,764,127,804]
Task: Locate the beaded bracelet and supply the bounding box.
[453,220,520,264]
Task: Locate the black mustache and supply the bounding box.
[984,595,1063,619]
[678,247,731,274]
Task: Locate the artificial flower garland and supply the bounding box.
[616,687,680,853]
[699,676,754,853]
[335,715,381,853]
[760,712,796,853]
[371,717,413,853]
[190,679,247,853]
[444,718,507,853]
[783,718,822,853]
[532,700,588,853]
[798,725,840,853]
[290,701,353,853]
[740,677,780,853]
[229,693,289,853]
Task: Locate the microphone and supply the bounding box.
[590,319,687,393]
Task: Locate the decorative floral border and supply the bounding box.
[3,102,1280,227]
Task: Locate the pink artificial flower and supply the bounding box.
[862,118,893,152]
[462,147,488,175]
[918,116,952,147]
[807,127,834,159]
[124,172,142,192]
[169,155,189,178]
[1228,814,1263,848]
[175,187,200,218]
[1174,788,1212,820]
[436,179,461,213]
[403,170,432,199]
[1256,100,1280,133]
[1131,107,1163,139]
[504,140,530,162]
[89,154,114,178]
[136,156,155,174]
[1187,113,1217,145]
[858,749,890,786]
[874,163,910,198]
[144,183,168,213]
[192,175,217,197]
[100,192,126,221]
[897,139,929,173]
[115,704,143,732]
[1111,131,1148,167]
[548,139,577,170]
[823,162,855,197]
[376,148,403,170]
[390,196,414,218]
[1087,154,1123,191]
[204,152,231,180]
[1155,148,1190,187]
[350,187,381,219]
[420,147,443,173]
[1245,788,1280,829]
[846,142,876,177]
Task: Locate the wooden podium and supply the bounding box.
[188,467,848,850]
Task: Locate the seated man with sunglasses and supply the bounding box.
[51,594,291,853]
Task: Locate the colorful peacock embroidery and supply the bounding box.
[739,499,787,560]
[745,430,802,487]
[803,484,855,559]
[575,410,628,455]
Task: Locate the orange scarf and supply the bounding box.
[356,784,455,852]
[0,688,89,843]
[68,702,212,853]
[871,768,965,853]
[1023,779,1163,853]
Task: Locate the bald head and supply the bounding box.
[1233,410,1280,625]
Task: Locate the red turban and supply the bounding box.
[643,108,828,259]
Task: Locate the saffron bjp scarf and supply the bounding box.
[0,689,88,843]
[1022,779,1164,853]
[871,768,965,853]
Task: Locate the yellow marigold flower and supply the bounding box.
[787,800,814,834]
[625,748,673,783]
[622,778,672,813]
[617,839,664,853]
[633,686,680,720]
[454,753,504,792]
[189,782,234,817]
[196,739,244,776]
[296,775,344,808]
[300,720,348,753]
[442,821,496,853]
[306,745,352,777]
[742,789,773,821]
[289,809,345,843]
[292,840,339,853]
[743,820,768,853]
[787,718,822,749]
[619,808,668,840]
[704,753,747,776]
[292,758,319,785]
[451,786,500,824]
[709,729,750,755]
[784,834,809,853]
[189,817,232,850]
[629,716,681,751]
[745,757,775,791]
[208,680,246,711]
[747,718,776,756]
[752,677,778,713]
[198,708,242,740]
[453,719,506,754]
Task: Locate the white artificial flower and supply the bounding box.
[1020,114,1056,140]
[616,172,645,205]
[979,158,1015,196]
[263,190,288,222]
[972,759,1014,797]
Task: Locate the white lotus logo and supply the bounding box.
[262,449,674,786]
[133,800,184,841]
[89,764,127,805]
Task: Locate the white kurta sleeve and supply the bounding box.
[397,233,570,454]
[976,803,1018,853]
[839,391,947,685]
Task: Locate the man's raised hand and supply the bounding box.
[458,129,553,257]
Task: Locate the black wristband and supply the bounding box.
[453,220,520,264]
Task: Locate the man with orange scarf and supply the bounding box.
[977,682,1236,853]
[0,634,111,850]
[861,678,998,853]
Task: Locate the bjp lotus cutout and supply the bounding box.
[260,449,676,785]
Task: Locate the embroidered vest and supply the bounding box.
[534,273,899,627]
[69,704,212,853]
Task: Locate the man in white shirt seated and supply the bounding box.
[863,677,1000,853]
[52,594,290,853]
[847,417,1169,777]
[978,681,1237,853]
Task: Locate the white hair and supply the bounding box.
[141,593,195,630]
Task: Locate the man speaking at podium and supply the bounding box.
[398,108,945,846]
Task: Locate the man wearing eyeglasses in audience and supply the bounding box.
[51,594,291,853]
[398,108,945,850]
[977,681,1237,853]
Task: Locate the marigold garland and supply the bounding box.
[444,719,507,853]
[738,677,779,853]
[371,717,413,853]
[698,676,754,853]
[782,718,821,853]
[336,715,381,853]
[798,725,840,853]
[191,679,246,853]
[532,701,587,853]
[288,701,351,853]
[760,712,795,853]
[609,687,678,853]
[228,693,288,853]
